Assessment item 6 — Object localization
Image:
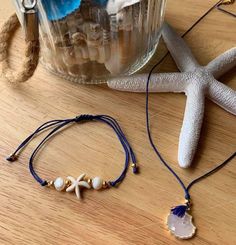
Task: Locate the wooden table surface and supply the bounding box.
[0,1,235,244]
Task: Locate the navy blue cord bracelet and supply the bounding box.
[7,114,138,200]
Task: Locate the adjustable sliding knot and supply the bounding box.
[75,114,96,122]
[185,193,191,201]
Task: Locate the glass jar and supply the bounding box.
[13,0,166,84]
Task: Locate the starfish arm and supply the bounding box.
[66,176,76,192]
[206,47,236,79]
[67,176,76,182]
[66,183,76,192]
[78,181,91,189]
[77,173,86,182]
[75,186,81,199]
[107,73,189,92]
[178,84,205,168]
[207,78,236,115]
[162,23,200,72]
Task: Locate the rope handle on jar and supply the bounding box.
[0,0,40,85]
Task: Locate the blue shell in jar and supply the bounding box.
[41,0,109,21]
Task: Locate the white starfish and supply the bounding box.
[106,0,141,14]
[108,23,236,168]
[66,174,91,199]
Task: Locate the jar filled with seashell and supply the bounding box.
[13,0,166,84]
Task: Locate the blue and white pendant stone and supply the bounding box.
[167,212,196,239]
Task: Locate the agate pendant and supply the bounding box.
[167,211,196,239]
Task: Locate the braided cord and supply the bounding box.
[0,13,39,84]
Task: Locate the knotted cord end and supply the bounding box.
[41,180,49,187]
[108,181,116,187]
[6,154,18,162]
[131,163,139,174]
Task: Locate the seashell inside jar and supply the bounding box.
[14,0,166,84]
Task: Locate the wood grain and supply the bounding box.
[0,1,235,244]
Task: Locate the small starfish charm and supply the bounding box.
[108,23,236,168]
[66,174,91,199]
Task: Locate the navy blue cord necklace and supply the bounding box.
[146,65,235,202]
[7,114,138,199]
[145,1,236,238]
[146,67,235,239]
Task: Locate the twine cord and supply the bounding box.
[0,13,39,84]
